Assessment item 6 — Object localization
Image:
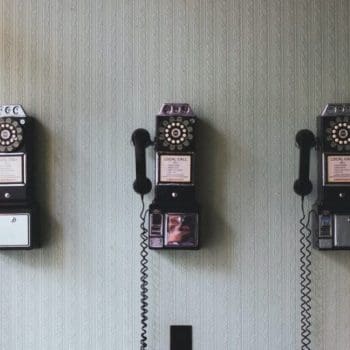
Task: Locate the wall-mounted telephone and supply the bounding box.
[294,103,350,250]
[0,105,36,249]
[132,103,199,250]
[132,103,198,350]
[294,103,350,349]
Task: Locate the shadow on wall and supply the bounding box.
[196,118,234,253]
[34,118,61,250]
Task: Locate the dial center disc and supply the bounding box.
[338,128,349,139]
[171,128,182,138]
[0,129,11,140]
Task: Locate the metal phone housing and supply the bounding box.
[314,103,350,249]
[149,103,199,249]
[0,105,36,249]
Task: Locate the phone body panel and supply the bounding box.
[0,105,37,249]
[149,104,199,249]
[313,104,350,249]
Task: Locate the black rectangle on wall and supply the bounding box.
[170,325,192,350]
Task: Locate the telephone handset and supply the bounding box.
[294,129,316,197]
[132,103,199,249]
[0,105,36,249]
[132,129,153,195]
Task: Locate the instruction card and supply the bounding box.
[327,155,350,183]
[0,155,23,184]
[160,155,192,183]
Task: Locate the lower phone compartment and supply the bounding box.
[149,209,199,250]
[314,211,350,250]
[0,206,37,249]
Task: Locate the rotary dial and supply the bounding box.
[0,118,23,152]
[158,116,195,151]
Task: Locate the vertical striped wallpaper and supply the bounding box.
[0,1,350,349]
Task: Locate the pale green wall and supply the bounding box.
[0,0,350,349]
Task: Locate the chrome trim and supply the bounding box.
[0,105,27,118]
[321,103,350,116]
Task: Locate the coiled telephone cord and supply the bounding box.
[299,197,315,350]
[139,195,149,350]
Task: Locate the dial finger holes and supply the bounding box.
[0,119,23,151]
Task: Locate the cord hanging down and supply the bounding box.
[139,195,149,350]
[299,197,314,350]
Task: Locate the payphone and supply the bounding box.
[0,105,36,249]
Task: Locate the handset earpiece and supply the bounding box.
[294,129,316,196]
[132,128,152,195]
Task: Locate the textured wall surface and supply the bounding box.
[0,0,350,349]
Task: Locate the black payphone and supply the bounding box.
[132,103,199,250]
[0,105,36,249]
[294,103,350,249]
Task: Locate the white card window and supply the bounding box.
[0,214,30,246]
[0,155,24,184]
[327,155,350,183]
[160,155,192,183]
